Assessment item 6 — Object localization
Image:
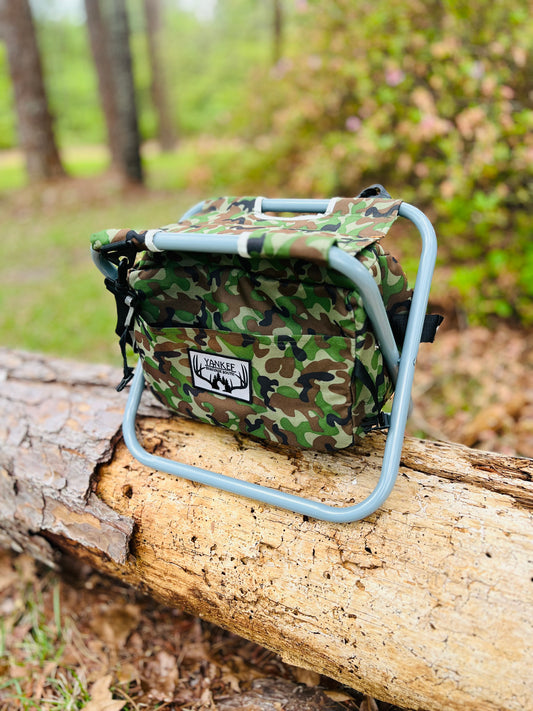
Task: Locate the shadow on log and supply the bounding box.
[1,348,532,711]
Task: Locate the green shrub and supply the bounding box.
[234,0,533,322]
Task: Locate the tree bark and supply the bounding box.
[84,0,122,167]
[1,348,531,711]
[84,0,143,183]
[143,0,177,151]
[272,0,284,65]
[0,0,65,181]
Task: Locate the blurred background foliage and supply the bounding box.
[0,0,532,326]
[242,0,533,324]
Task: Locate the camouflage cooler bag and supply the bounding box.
[91,189,441,454]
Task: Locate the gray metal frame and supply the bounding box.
[92,200,437,522]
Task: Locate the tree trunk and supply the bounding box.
[84,0,143,184]
[1,348,531,711]
[84,0,121,166]
[106,0,143,184]
[143,0,177,151]
[272,0,284,65]
[0,0,65,181]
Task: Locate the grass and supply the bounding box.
[0,153,27,192]
[0,144,217,364]
[0,557,91,711]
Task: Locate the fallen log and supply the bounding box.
[1,348,532,711]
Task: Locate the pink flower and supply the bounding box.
[345,116,362,132]
[386,68,405,87]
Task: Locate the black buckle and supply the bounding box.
[99,230,141,268]
[362,411,391,433]
[116,365,135,392]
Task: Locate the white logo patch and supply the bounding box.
[189,350,252,403]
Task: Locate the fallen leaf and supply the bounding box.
[220,665,242,693]
[84,674,126,711]
[291,665,321,687]
[9,662,28,679]
[0,555,18,593]
[143,649,179,702]
[359,696,379,711]
[115,661,138,685]
[91,602,141,650]
[14,554,36,584]
[32,660,57,701]
[324,689,357,702]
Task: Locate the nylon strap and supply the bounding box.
[389,312,444,347]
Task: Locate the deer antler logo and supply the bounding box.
[189,351,251,403]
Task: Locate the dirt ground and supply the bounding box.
[409,323,533,458]
[0,323,531,710]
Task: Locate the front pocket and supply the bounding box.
[134,321,357,451]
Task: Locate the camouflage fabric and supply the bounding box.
[91,195,401,265]
[91,196,412,452]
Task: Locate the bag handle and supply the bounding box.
[357,184,392,199]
